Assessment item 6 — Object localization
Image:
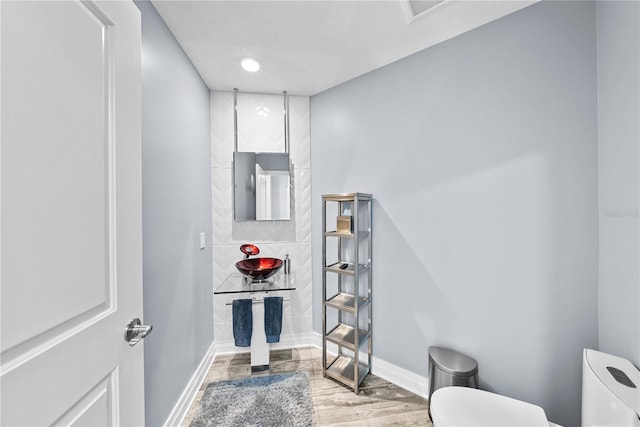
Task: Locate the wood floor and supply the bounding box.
[182,347,432,426]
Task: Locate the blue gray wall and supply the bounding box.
[135,2,213,426]
[310,2,599,426]
[597,0,640,367]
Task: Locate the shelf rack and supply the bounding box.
[322,192,372,393]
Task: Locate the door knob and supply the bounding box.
[125,318,153,348]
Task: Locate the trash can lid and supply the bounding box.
[429,346,478,376]
[584,349,639,417]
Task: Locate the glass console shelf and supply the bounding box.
[214,271,296,294]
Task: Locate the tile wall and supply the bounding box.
[210,91,312,351]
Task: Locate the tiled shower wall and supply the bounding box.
[211,91,312,351]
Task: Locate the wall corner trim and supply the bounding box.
[163,340,217,427]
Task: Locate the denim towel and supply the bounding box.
[232,299,253,347]
[264,296,283,343]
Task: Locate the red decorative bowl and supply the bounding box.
[235,257,283,281]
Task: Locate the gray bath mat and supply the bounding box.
[190,372,316,427]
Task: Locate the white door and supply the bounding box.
[1,1,145,425]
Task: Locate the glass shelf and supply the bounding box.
[214,271,296,294]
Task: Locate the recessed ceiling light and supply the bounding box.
[241,57,261,72]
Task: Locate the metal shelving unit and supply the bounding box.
[322,192,372,393]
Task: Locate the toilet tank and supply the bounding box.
[582,349,640,427]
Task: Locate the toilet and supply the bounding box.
[430,387,557,427]
[430,349,640,427]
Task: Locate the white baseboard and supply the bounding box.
[310,331,324,349]
[311,332,429,400]
[164,340,217,427]
[215,332,315,355]
[371,353,429,399]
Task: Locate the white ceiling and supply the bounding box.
[151,0,536,96]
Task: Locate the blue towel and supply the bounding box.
[232,299,253,347]
[264,296,283,343]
